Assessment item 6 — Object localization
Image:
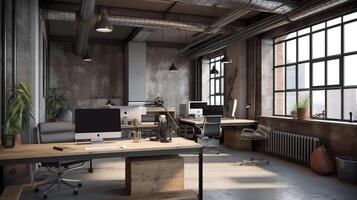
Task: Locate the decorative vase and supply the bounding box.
[291,111,297,119]
[297,108,309,120]
[14,134,22,147]
[2,135,15,148]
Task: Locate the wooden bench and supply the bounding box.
[0,185,23,200]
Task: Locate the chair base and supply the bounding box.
[34,177,82,199]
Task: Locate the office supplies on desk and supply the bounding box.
[53,146,71,151]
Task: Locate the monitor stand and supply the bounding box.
[90,138,104,144]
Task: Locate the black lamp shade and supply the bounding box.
[106,97,114,107]
[95,18,113,33]
[210,65,219,74]
[169,63,177,71]
[82,52,92,62]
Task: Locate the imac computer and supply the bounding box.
[188,101,207,118]
[75,108,121,142]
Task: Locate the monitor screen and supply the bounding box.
[189,101,207,109]
[203,105,224,116]
[75,108,121,133]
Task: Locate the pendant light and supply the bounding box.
[169,63,177,71]
[95,7,113,33]
[221,54,232,64]
[82,52,92,62]
[106,96,115,107]
[210,65,219,74]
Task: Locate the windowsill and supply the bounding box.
[258,115,357,126]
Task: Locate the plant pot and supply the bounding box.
[2,135,15,148]
[336,156,357,184]
[297,107,309,120]
[291,111,298,119]
[14,134,22,147]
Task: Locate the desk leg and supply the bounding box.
[198,149,203,200]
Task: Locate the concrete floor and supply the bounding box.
[21,146,357,200]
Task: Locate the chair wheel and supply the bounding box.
[34,188,39,193]
[88,168,93,173]
[43,194,47,199]
[78,183,83,187]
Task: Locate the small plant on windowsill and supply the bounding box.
[291,103,298,119]
[297,97,310,120]
[46,88,71,122]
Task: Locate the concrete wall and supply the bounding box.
[146,46,194,113]
[49,42,125,108]
[224,41,247,118]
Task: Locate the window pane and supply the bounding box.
[344,54,357,86]
[286,66,296,89]
[327,59,340,85]
[343,12,357,22]
[286,32,297,40]
[312,90,325,118]
[327,26,341,56]
[274,67,285,90]
[298,91,310,105]
[312,31,325,59]
[312,22,325,32]
[215,79,220,93]
[298,36,310,61]
[274,92,285,115]
[298,63,310,89]
[210,79,215,94]
[313,62,325,86]
[298,27,310,36]
[327,17,341,27]
[221,64,224,76]
[274,43,285,66]
[221,96,224,106]
[286,39,296,64]
[327,90,341,119]
[286,92,296,116]
[215,96,221,105]
[344,88,357,120]
[221,79,224,93]
[210,96,215,105]
[344,21,357,53]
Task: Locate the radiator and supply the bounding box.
[266,131,320,165]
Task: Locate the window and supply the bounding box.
[209,55,224,106]
[273,11,357,121]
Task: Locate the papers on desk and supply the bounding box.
[83,145,127,151]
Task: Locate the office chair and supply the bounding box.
[34,122,89,199]
[196,115,222,154]
[236,124,270,166]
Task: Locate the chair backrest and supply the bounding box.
[38,122,75,144]
[202,116,221,137]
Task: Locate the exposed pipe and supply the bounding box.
[170,0,296,14]
[188,0,352,57]
[74,0,95,56]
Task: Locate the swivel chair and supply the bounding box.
[196,115,222,154]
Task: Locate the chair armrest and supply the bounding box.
[242,128,255,133]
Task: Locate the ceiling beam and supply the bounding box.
[125,27,143,43]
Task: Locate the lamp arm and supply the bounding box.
[159,103,179,130]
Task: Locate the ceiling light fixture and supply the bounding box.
[82,52,92,62]
[95,7,113,33]
[210,65,219,74]
[169,63,178,71]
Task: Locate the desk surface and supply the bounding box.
[180,118,258,126]
[0,138,202,165]
[122,122,157,129]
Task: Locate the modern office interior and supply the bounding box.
[1,0,357,200]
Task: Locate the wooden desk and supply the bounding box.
[0,138,204,200]
[180,118,257,127]
[122,122,158,130]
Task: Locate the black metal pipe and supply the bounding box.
[12,0,16,88]
[198,148,203,200]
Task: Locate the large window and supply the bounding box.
[273,11,357,121]
[209,55,224,106]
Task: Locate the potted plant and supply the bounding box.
[297,97,310,120]
[3,82,33,148]
[46,88,70,122]
[291,103,298,119]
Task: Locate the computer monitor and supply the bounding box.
[188,101,207,118]
[203,105,224,116]
[75,108,121,142]
[232,99,238,119]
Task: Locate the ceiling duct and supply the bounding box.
[187,0,352,57]
[171,0,296,14]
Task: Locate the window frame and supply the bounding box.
[273,11,357,122]
[209,55,224,106]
